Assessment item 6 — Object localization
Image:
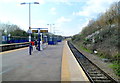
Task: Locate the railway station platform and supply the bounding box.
[1,41,89,82]
[61,41,89,82]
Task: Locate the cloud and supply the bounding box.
[50,7,57,15]
[72,0,119,33]
[53,0,74,5]
[0,0,86,3]
[0,0,45,4]
[73,11,90,17]
[73,0,119,17]
[56,16,71,23]
[80,20,89,29]
[32,20,47,27]
[45,0,86,3]
[55,16,72,35]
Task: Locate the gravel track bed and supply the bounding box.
[72,43,120,82]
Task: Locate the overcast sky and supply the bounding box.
[0,0,119,36]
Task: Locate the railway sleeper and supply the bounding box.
[86,68,101,71]
[81,61,90,63]
[88,72,102,74]
[76,56,82,58]
[84,68,98,72]
[78,58,87,60]
[93,79,112,83]
[81,62,91,65]
[92,76,108,79]
[79,62,92,66]
[89,74,105,77]
[87,69,101,72]
[83,66,97,68]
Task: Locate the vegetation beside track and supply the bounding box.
[71,2,120,77]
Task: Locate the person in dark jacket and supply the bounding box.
[30,41,34,51]
[34,40,38,50]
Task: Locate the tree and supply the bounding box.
[0,22,28,37]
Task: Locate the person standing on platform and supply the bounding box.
[34,40,38,50]
[30,41,34,51]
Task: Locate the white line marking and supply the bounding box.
[0,64,20,75]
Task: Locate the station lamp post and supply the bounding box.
[21,2,39,55]
[47,24,55,33]
[21,2,39,42]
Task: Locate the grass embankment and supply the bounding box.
[80,45,92,53]
[109,54,120,76]
[71,41,92,54]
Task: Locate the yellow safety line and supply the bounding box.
[0,47,28,54]
[67,42,89,81]
[61,41,71,82]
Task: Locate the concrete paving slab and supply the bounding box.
[2,42,64,81]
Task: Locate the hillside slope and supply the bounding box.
[72,2,120,77]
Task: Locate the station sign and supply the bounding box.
[32,30,38,33]
[32,29,48,33]
[40,30,48,33]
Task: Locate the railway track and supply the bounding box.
[0,42,29,52]
[68,41,117,83]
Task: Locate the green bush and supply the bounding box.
[112,54,120,76]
